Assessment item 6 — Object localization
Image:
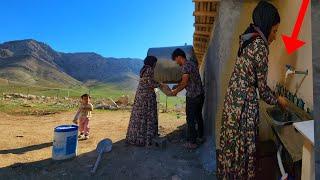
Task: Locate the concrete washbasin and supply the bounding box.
[266,106,302,126]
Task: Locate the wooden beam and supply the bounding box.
[194,36,209,41]
[193,33,210,38]
[194,41,209,45]
[195,54,203,57]
[194,42,209,49]
[194,45,206,50]
[194,42,208,47]
[193,38,209,44]
[194,45,207,49]
[194,43,208,49]
[194,49,206,53]
[194,47,206,52]
[194,31,211,36]
[193,11,217,17]
[194,48,207,53]
[194,39,209,45]
[193,42,208,46]
[193,37,209,43]
[195,50,204,54]
[195,16,214,24]
[195,27,212,33]
[194,54,204,58]
[193,31,209,39]
[194,23,213,28]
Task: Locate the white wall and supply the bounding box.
[268,0,313,110]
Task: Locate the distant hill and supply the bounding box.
[0,39,143,89]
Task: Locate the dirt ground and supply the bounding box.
[0,110,216,180]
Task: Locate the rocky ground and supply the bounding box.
[1,93,186,114]
[2,93,132,109]
[0,111,215,180]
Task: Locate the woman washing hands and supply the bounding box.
[217,1,288,179]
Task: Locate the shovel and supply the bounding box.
[90,138,113,174]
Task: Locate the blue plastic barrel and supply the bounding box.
[52,125,78,160]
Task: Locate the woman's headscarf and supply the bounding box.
[238,1,280,57]
[140,56,158,78]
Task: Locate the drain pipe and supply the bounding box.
[277,144,288,180]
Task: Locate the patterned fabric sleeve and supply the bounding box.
[254,40,278,105]
[144,67,160,88]
[182,63,191,75]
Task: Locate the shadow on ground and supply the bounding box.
[0,125,216,180]
[0,124,286,180]
[0,142,52,155]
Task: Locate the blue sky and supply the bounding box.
[0,0,194,59]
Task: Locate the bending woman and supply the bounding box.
[217,1,287,179]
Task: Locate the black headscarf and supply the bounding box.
[140,56,157,78]
[238,1,280,57]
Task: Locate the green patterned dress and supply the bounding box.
[217,36,278,179]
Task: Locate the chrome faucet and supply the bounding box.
[285,64,308,82]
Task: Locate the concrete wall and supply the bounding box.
[199,0,242,172]
[311,0,320,177]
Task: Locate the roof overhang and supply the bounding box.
[193,0,220,65]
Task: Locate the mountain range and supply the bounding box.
[0,39,143,89]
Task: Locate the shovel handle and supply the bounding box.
[91,153,102,174]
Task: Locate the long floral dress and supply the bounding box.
[126,66,160,146]
[217,36,278,179]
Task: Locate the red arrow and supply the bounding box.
[282,0,310,54]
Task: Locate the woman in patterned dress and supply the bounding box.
[217,1,287,179]
[126,56,170,147]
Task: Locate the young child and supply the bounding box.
[73,94,93,140]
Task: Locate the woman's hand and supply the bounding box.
[277,96,288,110]
[160,83,174,96]
[172,84,178,90]
[160,83,168,89]
[171,89,178,96]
